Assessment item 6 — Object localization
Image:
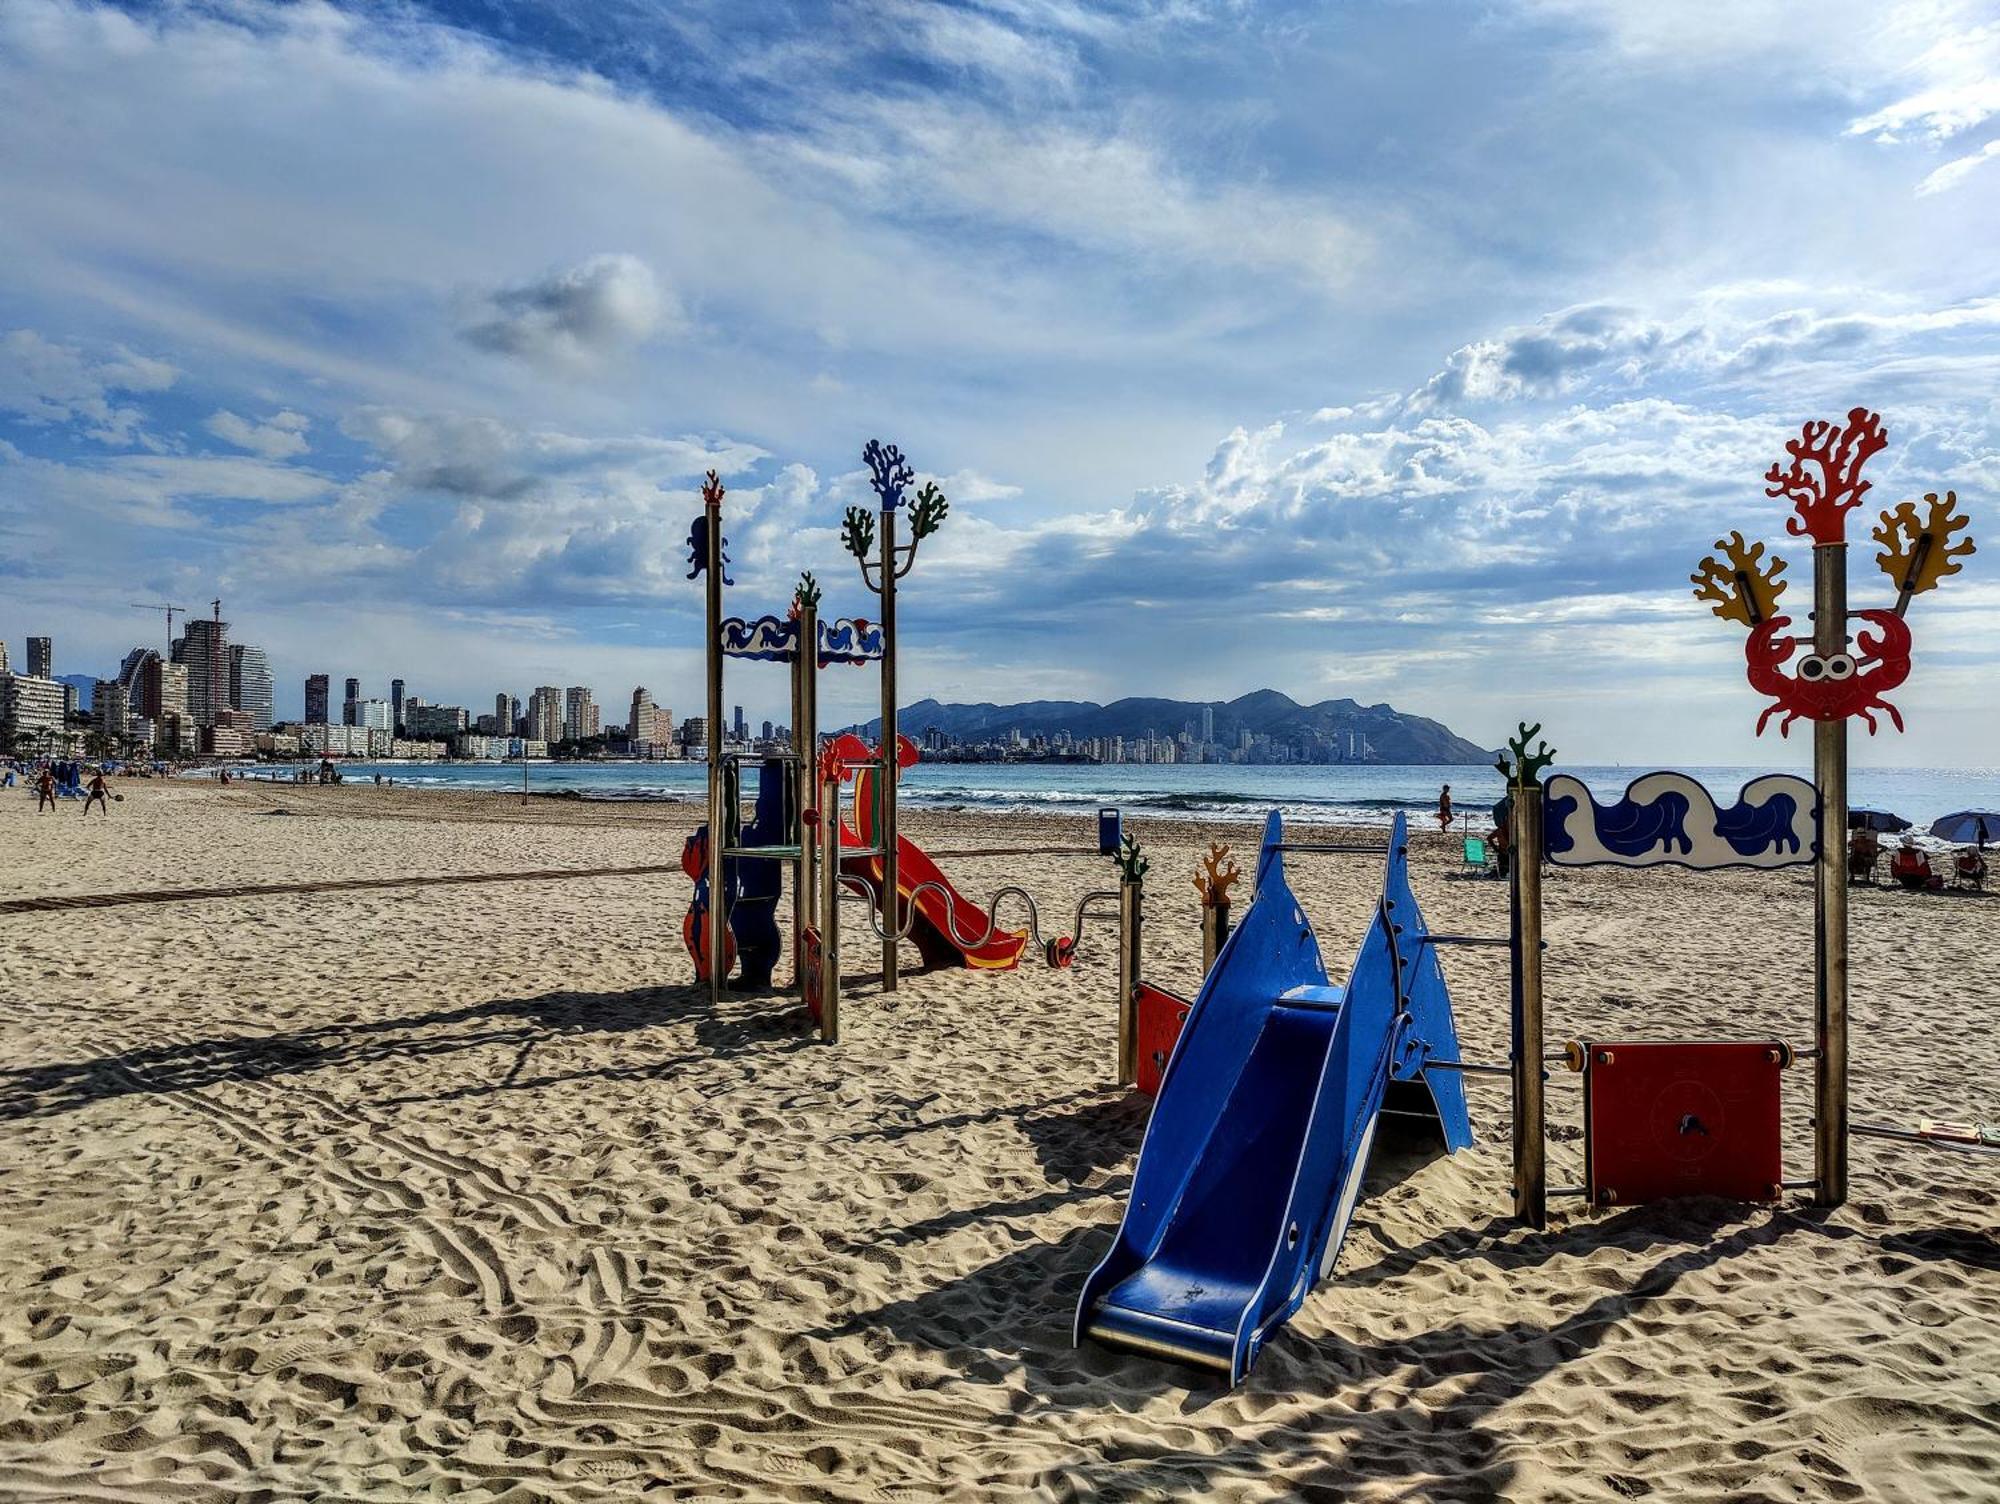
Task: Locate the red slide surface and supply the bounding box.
[849,758,1026,970]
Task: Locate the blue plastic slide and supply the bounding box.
[1075,811,1473,1385]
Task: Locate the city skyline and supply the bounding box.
[2,2,1996,767]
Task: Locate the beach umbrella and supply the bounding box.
[1848,808,1911,833]
[1929,810,2000,846]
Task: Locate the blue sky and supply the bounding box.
[1,0,1996,762]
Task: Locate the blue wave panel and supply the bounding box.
[1544,772,1818,870]
[1076,812,1471,1385]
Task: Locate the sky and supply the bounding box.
[1,0,1996,764]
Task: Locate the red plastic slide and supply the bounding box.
[835,737,1027,970]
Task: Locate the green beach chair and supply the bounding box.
[1461,835,1492,876]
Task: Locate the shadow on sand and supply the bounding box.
[0,983,812,1120]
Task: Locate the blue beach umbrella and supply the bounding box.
[1848,808,1912,833]
[1929,811,2000,846]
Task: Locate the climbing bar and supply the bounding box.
[1420,935,1511,948]
[1421,1059,1513,1078]
[1274,842,1394,855]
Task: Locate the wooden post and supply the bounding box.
[1117,862,1143,1086]
[703,480,727,1004]
[819,760,841,1045]
[1812,541,1850,1207]
[1200,898,1231,974]
[878,505,900,994]
[1509,772,1547,1228]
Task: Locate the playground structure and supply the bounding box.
[685,448,1152,1074]
[1078,407,1987,1383]
[1077,812,1474,1383]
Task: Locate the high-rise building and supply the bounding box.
[0,640,8,673]
[528,686,563,744]
[628,687,674,753]
[732,704,747,742]
[92,679,131,743]
[1200,704,1214,746]
[306,674,331,725]
[175,614,230,728]
[353,698,392,732]
[0,670,68,750]
[408,704,468,738]
[494,692,510,732]
[26,637,52,679]
[391,678,406,732]
[563,686,599,742]
[229,644,274,730]
[680,716,707,750]
[142,658,189,750]
[343,676,361,725]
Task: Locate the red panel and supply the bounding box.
[1584,1041,1784,1206]
[1134,983,1192,1098]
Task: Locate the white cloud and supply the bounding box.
[461,254,680,365]
[205,408,310,459]
[0,328,176,444]
[1918,137,2000,195]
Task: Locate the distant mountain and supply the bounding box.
[853,690,1494,765]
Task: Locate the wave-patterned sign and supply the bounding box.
[817,617,883,665]
[719,615,799,661]
[1544,772,1819,870]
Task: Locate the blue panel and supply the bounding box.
[1098,808,1122,857]
[1077,812,1472,1385]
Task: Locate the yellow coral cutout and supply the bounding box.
[1691,530,1788,627]
[1873,492,1975,599]
[1192,842,1240,906]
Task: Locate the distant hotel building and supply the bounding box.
[343,676,361,725]
[305,673,330,725]
[228,644,274,730]
[408,704,469,738]
[528,686,563,744]
[628,687,675,756]
[352,698,392,732]
[174,615,230,727]
[0,669,68,750]
[26,637,52,679]
[563,686,599,742]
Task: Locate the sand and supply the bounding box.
[0,778,1995,1502]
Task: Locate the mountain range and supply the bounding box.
[854,689,1495,765]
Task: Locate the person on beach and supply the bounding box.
[1437,784,1453,833]
[81,770,110,817]
[35,767,57,812]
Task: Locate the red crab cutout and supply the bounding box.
[1745,609,1911,736]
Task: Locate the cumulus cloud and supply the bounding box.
[205,408,310,459]
[0,328,176,445]
[460,254,680,365]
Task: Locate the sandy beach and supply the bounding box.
[1,778,1995,1502]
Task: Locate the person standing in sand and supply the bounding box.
[36,767,57,812]
[1437,783,1453,833]
[81,770,110,816]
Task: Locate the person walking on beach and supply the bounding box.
[35,767,57,813]
[1437,783,1453,834]
[81,770,110,816]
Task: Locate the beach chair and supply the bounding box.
[1953,849,1988,893]
[1890,846,1939,892]
[1461,835,1493,877]
[1847,835,1879,886]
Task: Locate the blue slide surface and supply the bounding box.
[1075,812,1473,1385]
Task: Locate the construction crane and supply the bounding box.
[130,602,189,651]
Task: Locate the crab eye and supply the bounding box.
[1797,655,1829,682]
[1822,654,1856,680]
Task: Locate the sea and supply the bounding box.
[234,759,2000,834]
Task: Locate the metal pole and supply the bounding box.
[1509,776,1547,1228]
[819,761,841,1044]
[704,489,726,1005]
[1117,865,1142,1086]
[879,505,900,993]
[1813,541,1850,1207]
[796,600,818,997]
